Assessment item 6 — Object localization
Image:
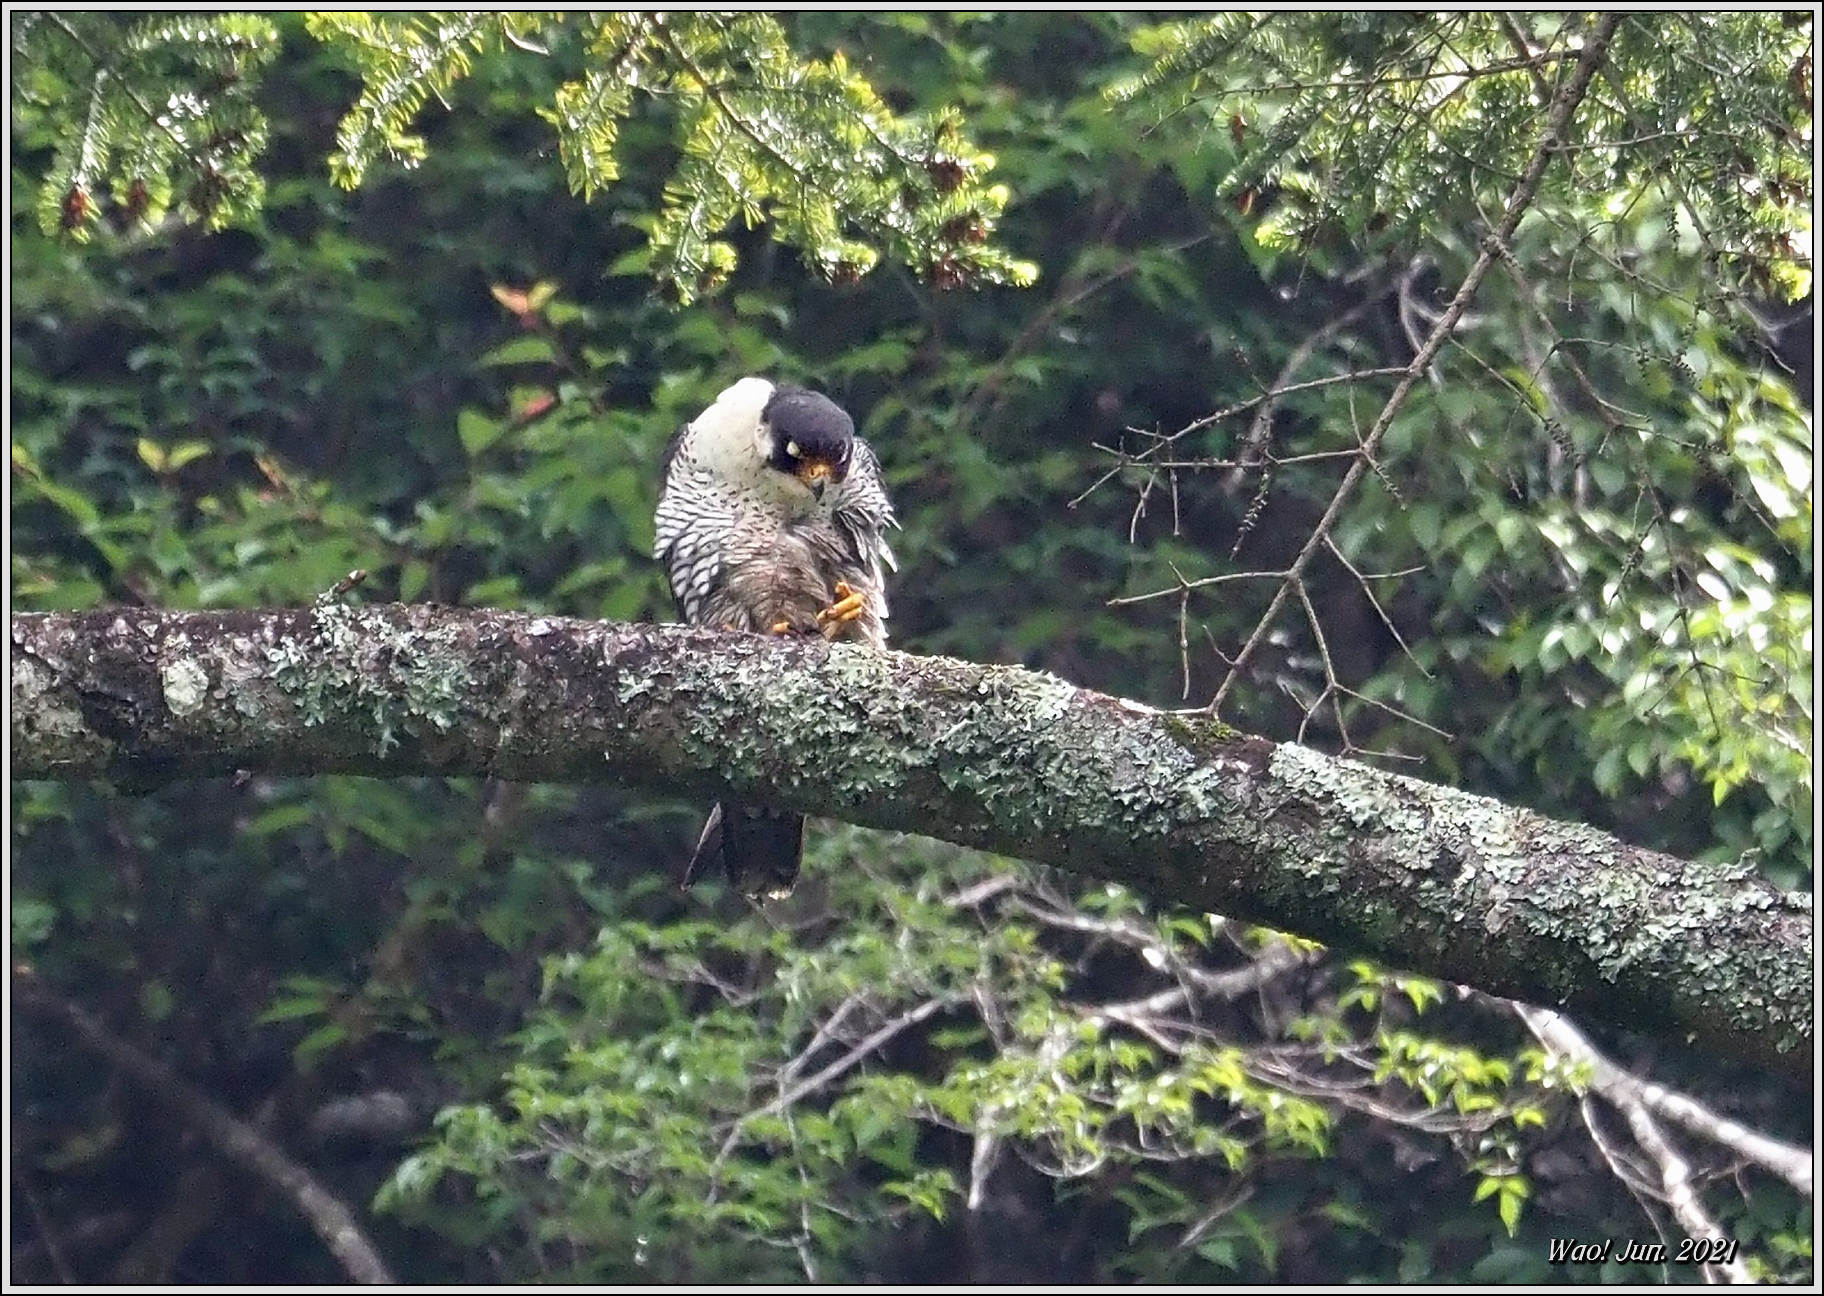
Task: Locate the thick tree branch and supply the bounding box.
[10,603,1810,1079]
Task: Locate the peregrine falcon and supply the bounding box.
[654,376,897,898]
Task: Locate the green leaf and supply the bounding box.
[139,980,176,1022]
[256,995,331,1025]
[13,897,57,947]
[246,804,312,837]
[479,335,559,367]
[293,1021,350,1068]
[1195,1238,1240,1271]
[1498,1181,1527,1237]
[458,408,508,456]
[166,441,213,471]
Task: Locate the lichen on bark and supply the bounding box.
[9,604,1811,1077]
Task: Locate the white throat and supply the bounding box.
[687,377,820,517]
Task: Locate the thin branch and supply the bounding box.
[1123,368,1411,465]
[1518,1006,1811,1198]
[941,873,1022,910]
[1580,1094,1683,1227]
[1323,537,1430,677]
[1093,937,1310,1028]
[1620,1106,1752,1283]
[710,995,959,1186]
[1293,577,1350,749]
[967,1112,1001,1211]
[775,992,866,1090]
[13,975,396,1285]
[784,1112,820,1282]
[1107,567,1287,608]
[1187,49,1580,102]
[1226,282,1396,487]
[1209,14,1625,714]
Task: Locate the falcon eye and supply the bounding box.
[785,440,802,459]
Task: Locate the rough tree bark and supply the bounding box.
[11,604,1810,1079]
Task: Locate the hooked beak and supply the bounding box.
[797,459,833,499]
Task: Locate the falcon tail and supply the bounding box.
[679,802,803,899]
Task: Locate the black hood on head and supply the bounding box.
[763,385,854,469]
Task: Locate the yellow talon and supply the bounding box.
[816,581,867,628]
[769,619,795,635]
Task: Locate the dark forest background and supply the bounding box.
[10,12,1812,1284]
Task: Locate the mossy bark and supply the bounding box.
[12,604,1810,1078]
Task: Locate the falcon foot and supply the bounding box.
[816,582,867,632]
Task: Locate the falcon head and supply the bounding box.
[686,377,854,507]
[760,384,854,500]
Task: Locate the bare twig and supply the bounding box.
[1293,577,1349,748]
[1323,537,1430,676]
[967,1112,1001,1211]
[1181,49,1579,106]
[1226,283,1396,488]
[941,873,1022,910]
[1092,937,1311,1030]
[958,229,1214,445]
[775,992,867,1090]
[1107,567,1287,608]
[710,995,959,1187]
[1117,368,1411,467]
[1613,1103,1752,1284]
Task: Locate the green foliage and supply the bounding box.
[1115,13,1812,301]
[1372,209,1815,881]
[307,11,1036,301]
[1100,13,1813,887]
[301,12,540,189]
[382,844,1020,1279]
[383,842,1490,1283]
[9,10,1811,1286]
[19,11,1036,300]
